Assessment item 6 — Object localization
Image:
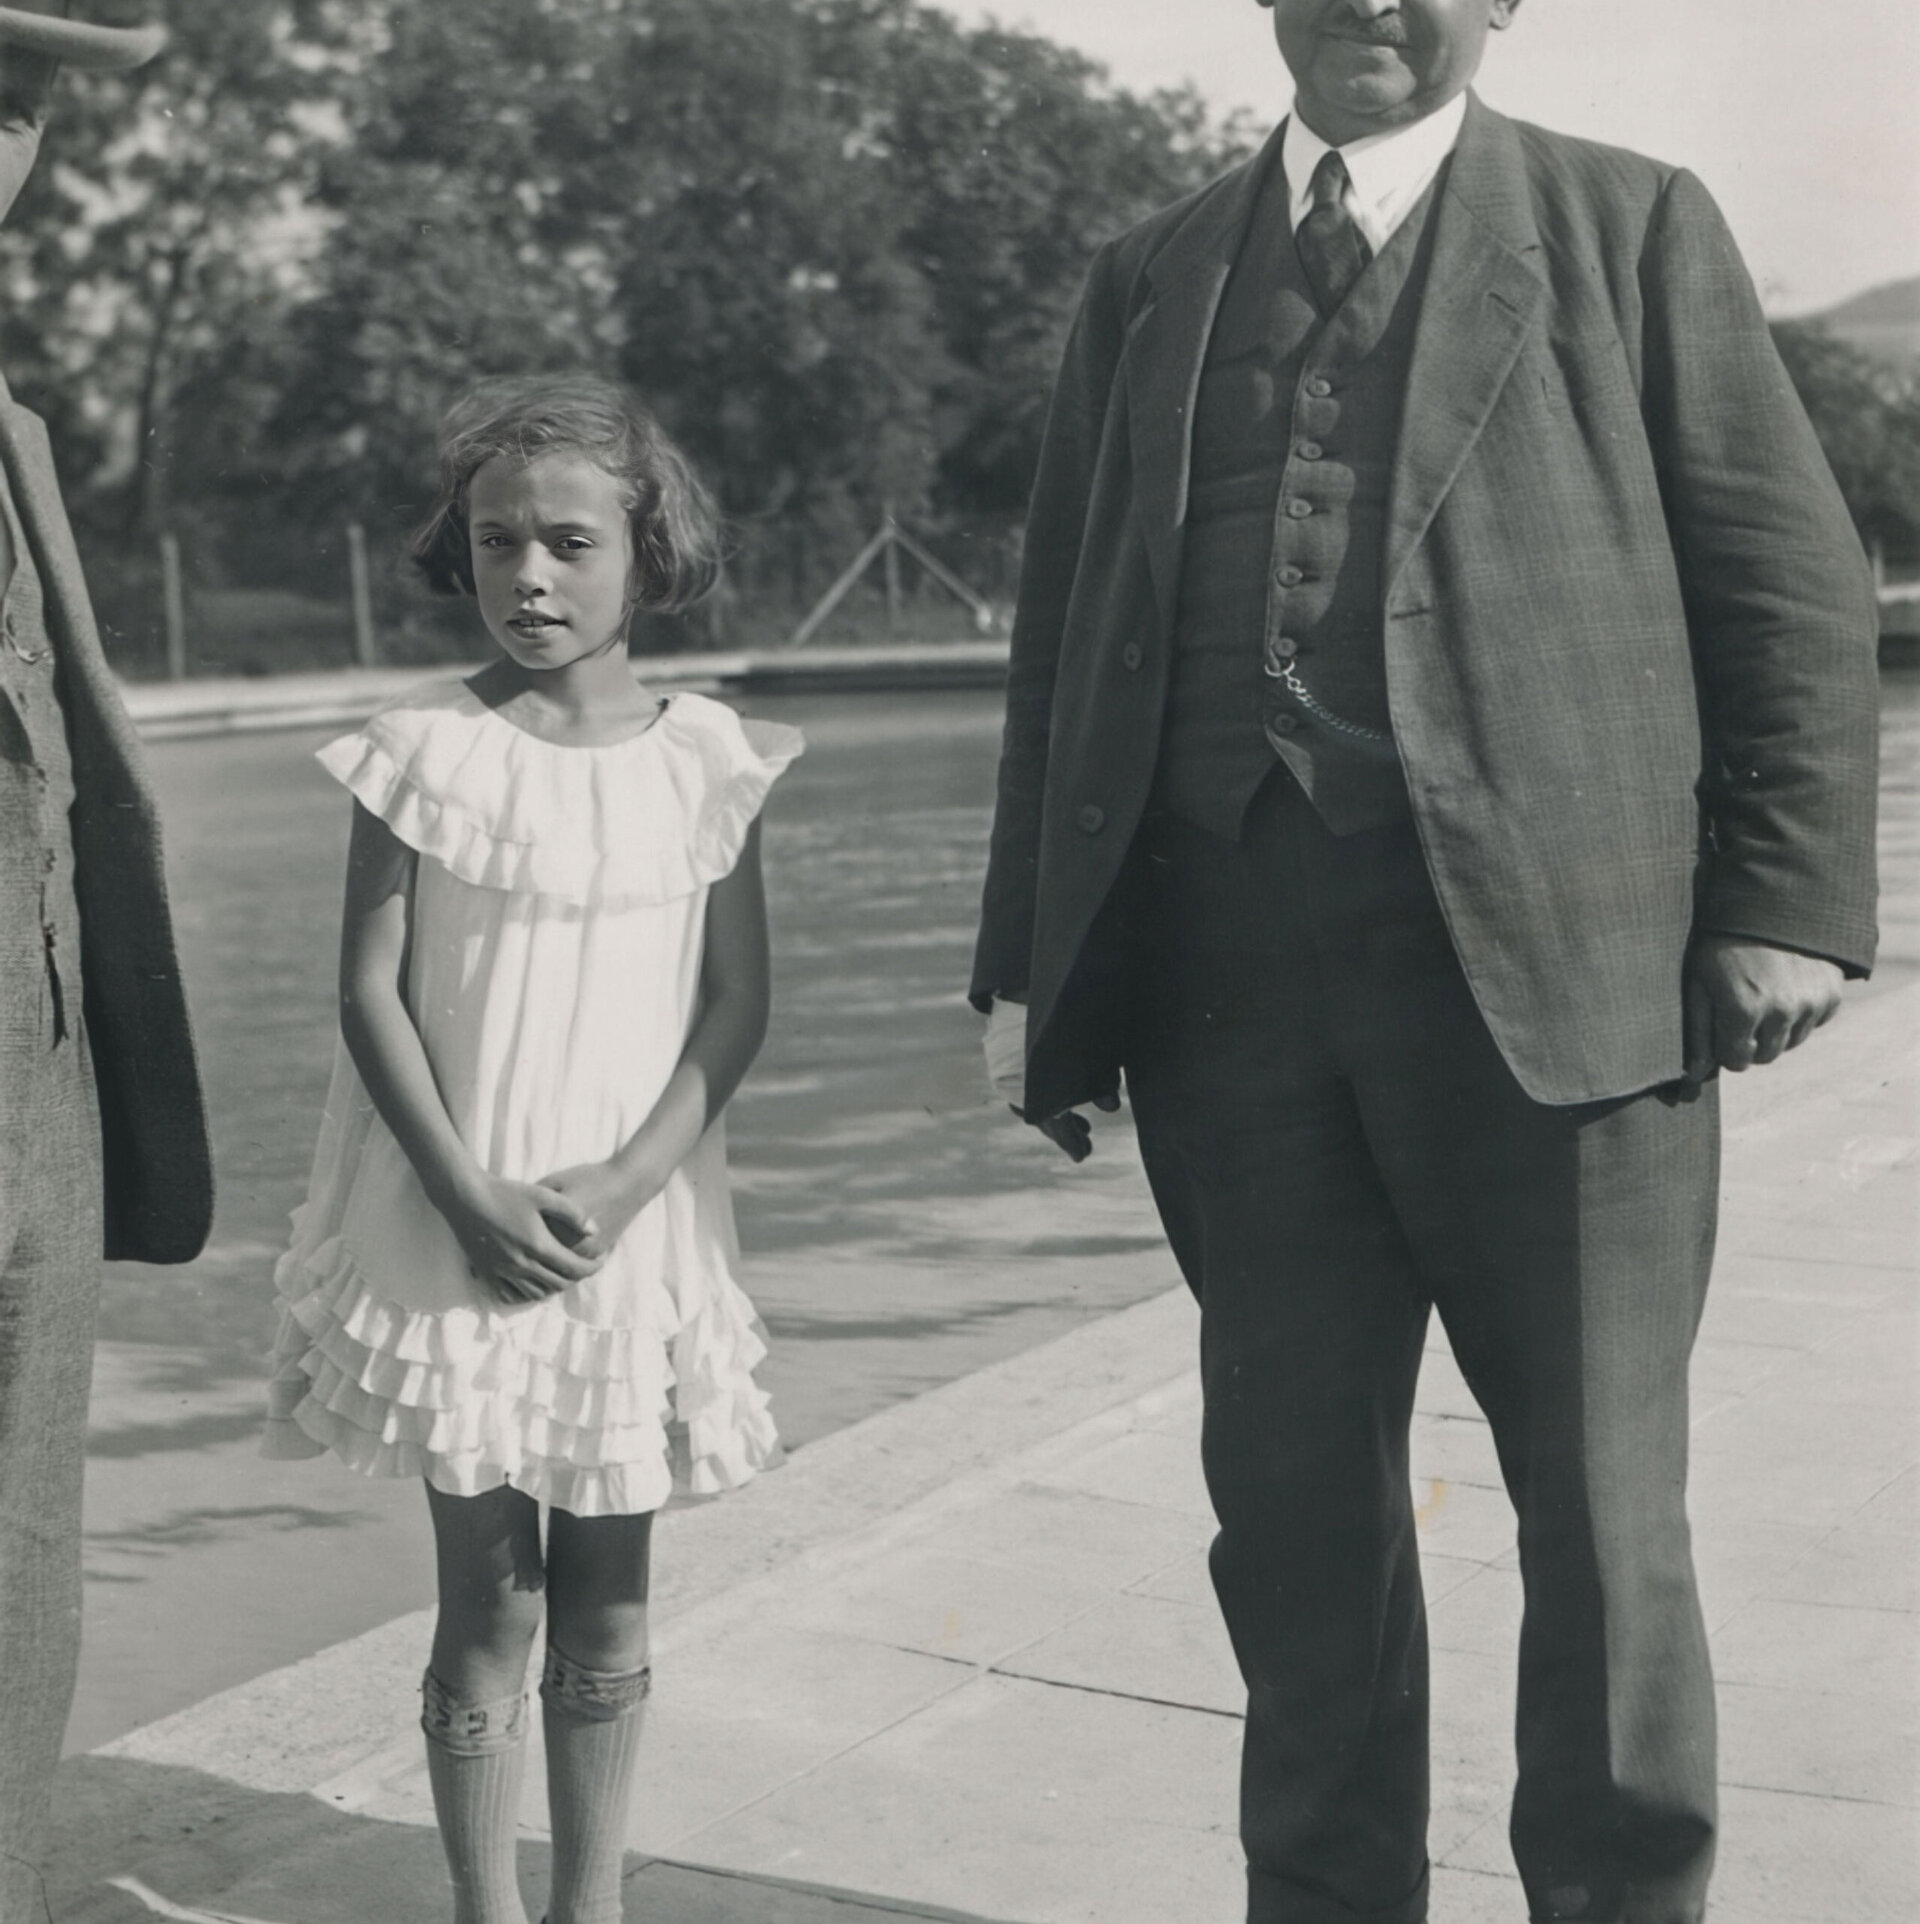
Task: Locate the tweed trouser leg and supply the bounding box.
[1117,782,1718,1924]
[0,1008,100,1924]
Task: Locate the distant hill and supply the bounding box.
[1807,277,1920,370]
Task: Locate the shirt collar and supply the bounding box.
[1281,92,1468,253]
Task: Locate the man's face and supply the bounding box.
[1259,0,1520,145]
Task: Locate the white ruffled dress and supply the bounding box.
[262,676,802,1517]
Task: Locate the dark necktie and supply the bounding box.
[1295,149,1372,315]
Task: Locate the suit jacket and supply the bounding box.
[0,375,211,1262]
[971,97,1880,1115]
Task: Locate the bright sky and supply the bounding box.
[947,0,1920,314]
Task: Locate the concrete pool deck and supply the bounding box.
[118,642,1013,742]
[41,968,1918,1922]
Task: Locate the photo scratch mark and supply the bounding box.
[107,1875,288,1924]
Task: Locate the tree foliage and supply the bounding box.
[9,2,1916,659]
[0,0,362,535]
[2,0,1243,598]
[1771,319,1920,561]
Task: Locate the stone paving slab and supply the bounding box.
[46,1760,1008,1924]
[45,981,1920,1922]
[666,1672,1245,1923]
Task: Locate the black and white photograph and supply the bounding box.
[0,3,1913,1920]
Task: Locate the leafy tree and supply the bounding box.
[869,10,1241,513]
[0,0,359,538]
[0,0,1245,653]
[1772,318,1920,563]
[258,0,643,542]
[264,0,1241,542]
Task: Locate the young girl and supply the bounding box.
[263,375,800,1924]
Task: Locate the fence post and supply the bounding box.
[347,521,378,668]
[158,531,187,681]
[882,498,901,635]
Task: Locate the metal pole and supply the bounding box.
[882,498,901,635]
[890,526,1000,632]
[158,531,187,681]
[347,521,378,667]
[786,522,893,648]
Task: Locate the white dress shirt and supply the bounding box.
[1281,93,1468,253]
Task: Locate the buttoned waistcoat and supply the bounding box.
[0,376,210,1263]
[972,97,1880,1117]
[1158,137,1440,839]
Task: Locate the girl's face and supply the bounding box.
[468,451,636,671]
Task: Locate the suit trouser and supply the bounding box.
[0,988,100,1924]
[1106,777,1718,1924]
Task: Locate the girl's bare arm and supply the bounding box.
[337,800,601,1301]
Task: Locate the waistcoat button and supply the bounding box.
[1275,564,1305,587]
[1297,441,1324,461]
[1285,498,1312,519]
[1121,642,1143,671]
[1076,804,1106,834]
[1304,376,1333,398]
[1264,637,1298,673]
[1270,713,1300,737]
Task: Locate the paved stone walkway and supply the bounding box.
[44,974,1917,1921]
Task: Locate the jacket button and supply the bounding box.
[1076,804,1106,834]
[1121,642,1143,671]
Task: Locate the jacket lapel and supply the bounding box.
[0,374,152,796]
[1386,96,1547,594]
[1125,122,1286,625]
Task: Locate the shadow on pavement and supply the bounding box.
[49,1756,1011,1924]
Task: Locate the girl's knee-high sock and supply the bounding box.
[421,1668,531,1924]
[541,1644,652,1924]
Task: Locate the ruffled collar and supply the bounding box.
[317,675,803,905]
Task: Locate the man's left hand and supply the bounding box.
[1684,935,1844,1080]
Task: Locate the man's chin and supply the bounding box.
[1297,77,1433,143]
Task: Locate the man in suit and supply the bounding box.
[972,3,1879,1919]
[0,8,210,1913]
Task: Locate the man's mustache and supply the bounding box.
[1326,15,1412,47]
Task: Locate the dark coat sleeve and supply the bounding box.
[1639,169,1880,972]
[0,391,214,1263]
[970,241,1129,1008]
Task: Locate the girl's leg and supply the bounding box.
[423,1482,546,1924]
[541,1508,655,1924]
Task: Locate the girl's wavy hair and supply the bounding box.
[409,374,722,615]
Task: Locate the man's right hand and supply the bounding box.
[1033,1092,1122,1164]
[983,992,1122,1161]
